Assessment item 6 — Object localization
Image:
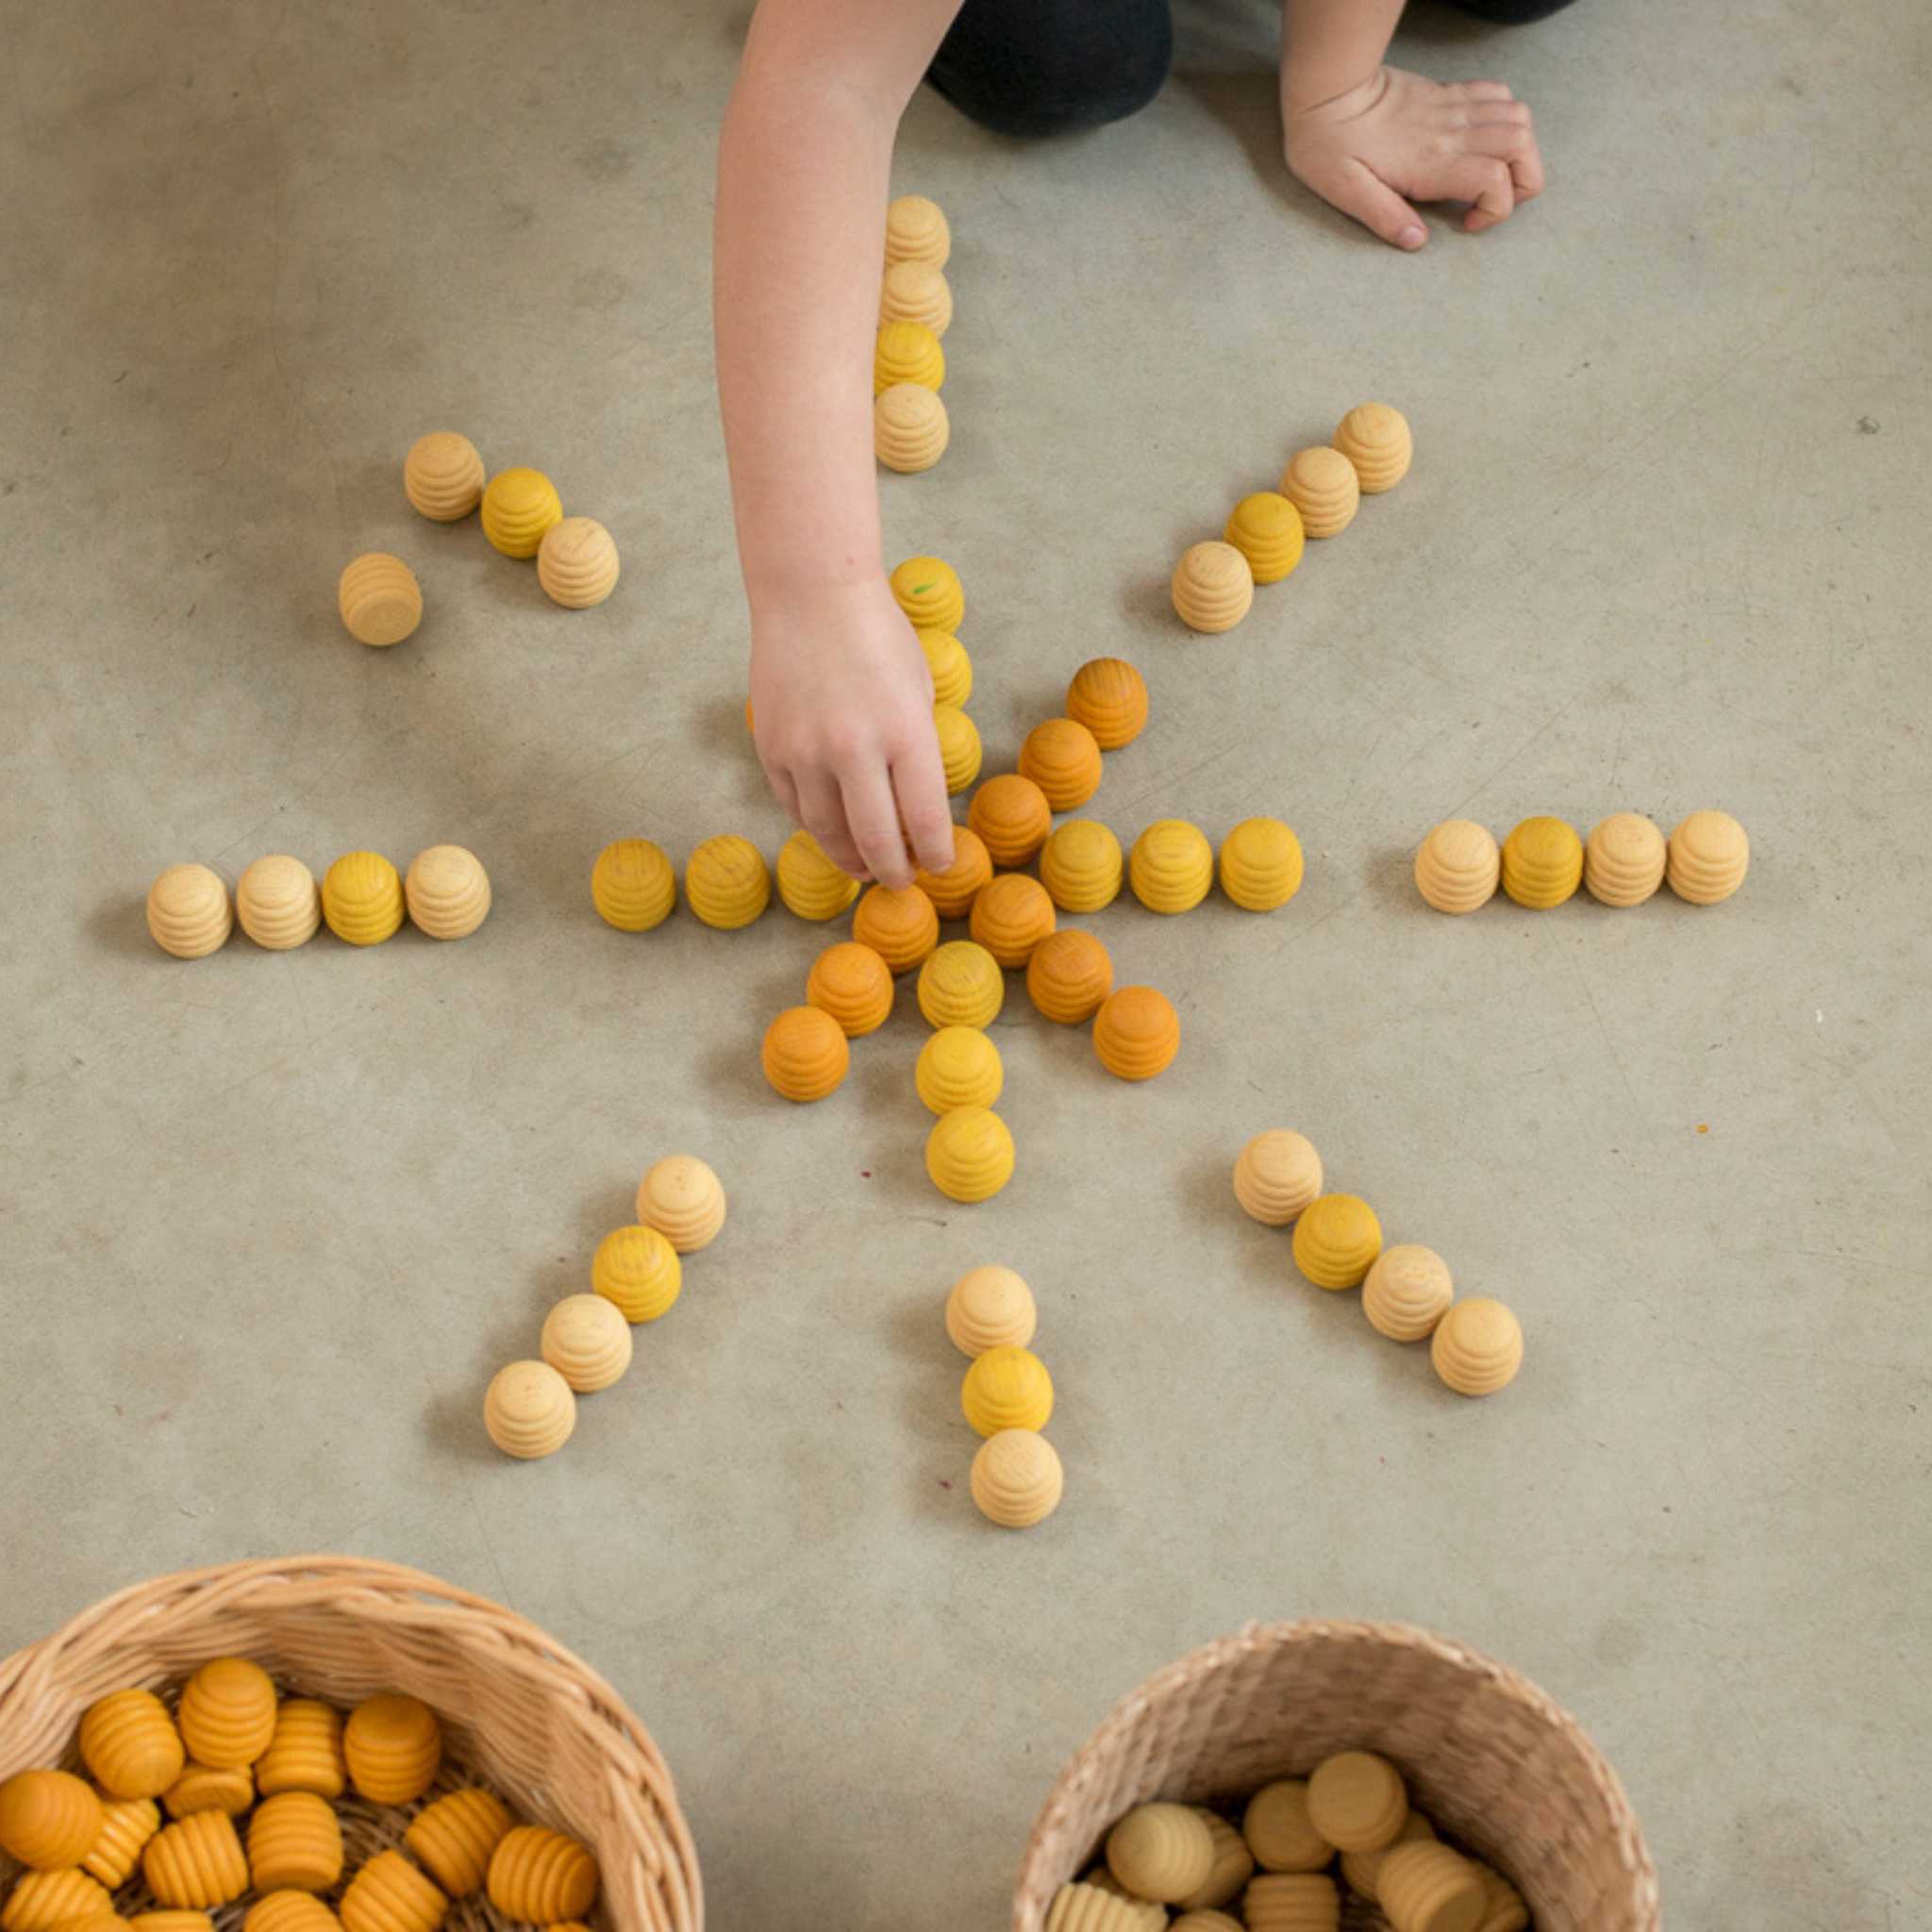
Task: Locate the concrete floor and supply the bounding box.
[3,0,1928,1924]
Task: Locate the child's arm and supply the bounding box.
[1279,0,1544,248]
[715,0,961,889]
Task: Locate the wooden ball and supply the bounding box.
[918,940,1005,1030]
[177,1659,275,1771]
[1374,1842,1484,1932]
[255,1701,344,1801]
[1219,816,1303,910]
[969,872,1057,969]
[914,825,991,918]
[1279,445,1359,538]
[1584,811,1666,907]
[806,941,895,1037]
[635,1154,726,1252]
[1666,808,1749,904]
[1129,819,1213,914]
[761,1005,852,1102]
[1107,1804,1214,1905]
[1241,1871,1339,1930]
[246,1791,342,1894]
[483,1360,575,1459]
[343,1696,442,1807]
[146,863,232,959]
[960,1343,1051,1436]
[945,1264,1036,1356]
[339,1850,447,1932]
[0,1771,104,1872]
[486,1827,597,1926]
[403,432,484,521]
[1430,1297,1524,1396]
[163,1763,253,1817]
[1413,820,1500,914]
[1171,541,1253,633]
[1362,1244,1454,1341]
[934,702,983,793]
[1333,402,1412,493]
[322,851,404,946]
[537,517,620,608]
[337,553,422,646]
[79,1690,185,1801]
[685,834,770,929]
[1292,1193,1382,1290]
[236,855,320,950]
[1018,717,1103,812]
[1471,1863,1529,1932]
[1232,1130,1323,1226]
[1242,1780,1330,1873]
[82,1794,163,1889]
[403,1788,513,1899]
[971,1428,1063,1528]
[134,1910,225,1932]
[480,467,562,558]
[245,1894,340,1932]
[591,1224,682,1324]
[777,829,862,921]
[874,321,944,396]
[874,383,949,472]
[880,258,952,336]
[1224,491,1304,584]
[1040,819,1123,913]
[925,1105,1015,1204]
[918,626,973,707]
[404,844,491,940]
[591,838,676,931]
[1340,1813,1435,1905]
[884,192,950,268]
[1500,816,1583,908]
[1172,1915,1243,1932]
[1307,1752,1407,1853]
[4,1868,114,1932]
[1045,1883,1164,1932]
[967,774,1053,868]
[144,1811,249,1908]
[889,554,964,632]
[916,1027,1004,1116]
[1180,1813,1254,1911]
[1025,929,1113,1024]
[1066,657,1149,750]
[540,1293,634,1392]
[853,881,940,974]
[1092,986,1180,1082]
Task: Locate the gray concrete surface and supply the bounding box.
[3,0,1929,1925]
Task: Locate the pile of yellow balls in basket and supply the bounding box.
[0,1660,598,1932]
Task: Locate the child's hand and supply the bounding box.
[1284,66,1543,249]
[749,577,957,890]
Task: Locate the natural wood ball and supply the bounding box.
[880,258,953,336]
[968,872,1057,969]
[777,829,862,922]
[1430,1296,1524,1396]
[486,1826,598,1926]
[0,1770,104,1872]
[4,1867,114,1931]
[1224,491,1305,584]
[1362,1244,1455,1341]
[540,1292,635,1392]
[1219,816,1303,911]
[1279,445,1359,538]
[1066,657,1149,750]
[635,1154,727,1252]
[82,1793,163,1889]
[874,383,949,472]
[536,517,620,608]
[591,838,676,931]
[1666,808,1749,904]
[337,553,422,647]
[916,1026,1004,1115]
[806,940,896,1037]
[482,1360,576,1459]
[968,774,1053,868]
[889,554,964,632]
[403,431,486,521]
[960,1343,1052,1436]
[1584,811,1666,907]
[918,625,973,707]
[1333,402,1412,493]
[935,702,983,793]
[1307,1752,1407,1854]
[1500,815,1583,909]
[925,1105,1015,1203]
[236,854,320,950]
[1092,986,1180,1081]
[1046,1883,1165,1932]
[404,843,491,940]
[79,1690,186,1800]
[342,1695,441,1807]
[1171,541,1253,633]
[1339,1811,1434,1904]
[322,851,404,946]
[340,1850,448,1932]
[760,1004,852,1102]
[874,321,944,396]
[479,467,562,558]
[246,1790,342,1894]
[969,1428,1062,1528]
[1291,1192,1383,1290]
[1040,818,1124,913]
[147,863,233,959]
[144,1811,249,1909]
[591,1224,682,1324]
[1025,929,1114,1024]
[945,1264,1036,1356]
[1242,1780,1330,1873]
[1374,1842,1484,1932]
[1180,1812,1254,1911]
[884,192,950,268]
[914,825,992,919]
[256,1700,344,1801]
[1232,1130,1323,1226]
[1130,819,1213,914]
[853,881,940,974]
[918,940,1005,1030]
[403,1788,513,1899]
[1413,820,1500,914]
[1018,716,1104,812]
[177,1659,275,1771]
[246,1893,340,1932]
[1241,1872,1339,1930]
[685,834,770,930]
[1107,1804,1214,1905]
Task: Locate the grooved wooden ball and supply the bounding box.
[403,1787,513,1899]
[1019,717,1104,811]
[874,383,949,472]
[853,881,940,974]
[1291,1193,1383,1290]
[0,1770,104,1872]
[935,702,984,793]
[322,852,404,947]
[5,1867,114,1931]
[236,855,320,950]
[879,258,952,336]
[916,1026,1004,1115]
[480,467,562,558]
[147,863,233,959]
[1171,541,1253,633]
[925,1106,1015,1203]
[1374,1841,1484,1932]
[1430,1296,1524,1395]
[1307,1752,1407,1853]
[340,1848,448,1932]
[1066,657,1149,750]
[1092,986,1180,1082]
[970,1428,1063,1528]
[483,1360,575,1459]
[591,839,676,931]
[337,553,422,646]
[969,872,1057,969]
[256,1701,344,1800]
[1224,491,1305,584]
[1499,815,1582,908]
[945,1264,1036,1356]
[404,844,491,940]
[1666,808,1749,904]
[874,321,944,396]
[1233,1130,1323,1226]
[1130,819,1213,914]
[915,825,991,919]
[246,1790,342,1894]
[1241,1870,1339,1930]
[403,431,485,521]
[760,1004,852,1102]
[1413,819,1500,914]
[485,1826,598,1925]
[536,517,620,608]
[591,1224,682,1324]
[1025,928,1114,1024]
[1340,1813,1435,1906]
[1333,402,1413,492]
[685,835,770,930]
[165,1762,252,1816]
[968,774,1053,869]
[806,941,895,1037]
[342,1696,442,1807]
[1241,1780,1330,1873]
[776,830,861,921]
[83,1792,163,1888]
[1362,1244,1454,1341]
[1219,817,1303,911]
[918,625,973,707]
[635,1155,726,1253]
[79,1690,185,1800]
[889,554,964,632]
[884,193,950,268]
[177,1660,275,1771]
[918,940,1005,1030]
[1584,811,1666,907]
[1279,445,1359,538]
[1180,1812,1254,1911]
[960,1343,1052,1436]
[540,1293,634,1392]
[144,1810,249,1908]
[1040,819,1124,913]
[1106,1804,1214,1906]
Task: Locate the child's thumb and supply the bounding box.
[1329,161,1426,251]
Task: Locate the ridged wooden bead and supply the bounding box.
[1025,929,1113,1024]
[163,1766,252,1818]
[884,193,950,267]
[1471,1864,1528,1932]
[806,941,895,1037]
[1093,986,1180,1082]
[1362,1244,1454,1341]
[146,864,232,959]
[1172,1916,1243,1932]
[918,626,972,707]
[143,1812,248,1909]
[1044,1883,1163,1932]
[968,775,1053,869]
[776,830,861,921]
[321,852,404,946]
[916,1027,1004,1115]
[1500,816,1582,908]
[761,1005,851,1102]
[636,1155,727,1252]
[1171,541,1253,633]
[245,1895,340,1932]
[853,882,940,973]
[1242,1872,1340,1930]
[1292,1193,1382,1289]
[82,1797,161,1887]
[1224,491,1305,583]
[874,384,949,472]
[1340,1812,1434,1903]
[1279,446,1359,538]
[540,1293,635,1392]
[1107,1804,1214,1905]
[1040,820,1123,913]
[246,1792,341,1894]
[1583,811,1665,907]
[177,1659,275,1770]
[969,873,1056,969]
[1019,718,1103,811]
[934,703,983,794]
[685,835,769,929]
[80,1691,185,1800]
[1307,1752,1407,1852]
[1414,820,1500,914]
[960,1344,1052,1435]
[403,432,485,521]
[1178,1812,1253,1911]
[337,554,423,647]
[1333,403,1413,492]
[536,517,620,608]
[485,1827,598,1924]
[1066,658,1149,751]
[403,1789,513,1899]
[1233,1130,1323,1226]
[404,845,491,941]
[591,1224,682,1324]
[1375,1842,1484,1932]
[926,1106,1016,1203]
[339,1851,448,1932]
[889,555,965,632]
[1431,1297,1524,1395]
[945,1265,1036,1356]
[2,1872,113,1932]
[874,322,943,396]
[236,856,321,950]
[1130,819,1213,914]
[1666,808,1749,904]
[1242,1780,1330,1872]
[970,1428,1063,1528]
[131,1914,214,1932]
[0,1774,103,1872]
[255,1701,343,1800]
[879,258,953,336]
[591,839,676,932]
[480,468,561,558]
[483,1360,575,1459]
[918,941,1005,1029]
[1220,817,1303,910]
[343,1695,441,1806]
[914,827,991,919]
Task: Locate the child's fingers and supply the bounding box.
[840,762,917,890]
[798,771,869,879]
[890,740,958,878]
[1327,158,1427,251]
[1453,80,1515,103]
[1461,113,1542,200]
[764,759,803,827]
[1441,154,1516,231]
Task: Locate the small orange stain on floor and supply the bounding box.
[1696,1124,1709,1134]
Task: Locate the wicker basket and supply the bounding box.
[0,1557,701,1932]
[1013,1621,1657,1931]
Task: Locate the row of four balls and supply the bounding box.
[875,195,956,474]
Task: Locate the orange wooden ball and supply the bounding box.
[968,774,1053,869]
[1093,986,1180,1081]
[1018,718,1104,812]
[760,1006,852,1102]
[1025,929,1114,1024]
[914,826,992,919]
[969,873,1057,969]
[852,882,940,974]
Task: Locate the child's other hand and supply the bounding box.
[749,578,956,890]
[1284,65,1543,249]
